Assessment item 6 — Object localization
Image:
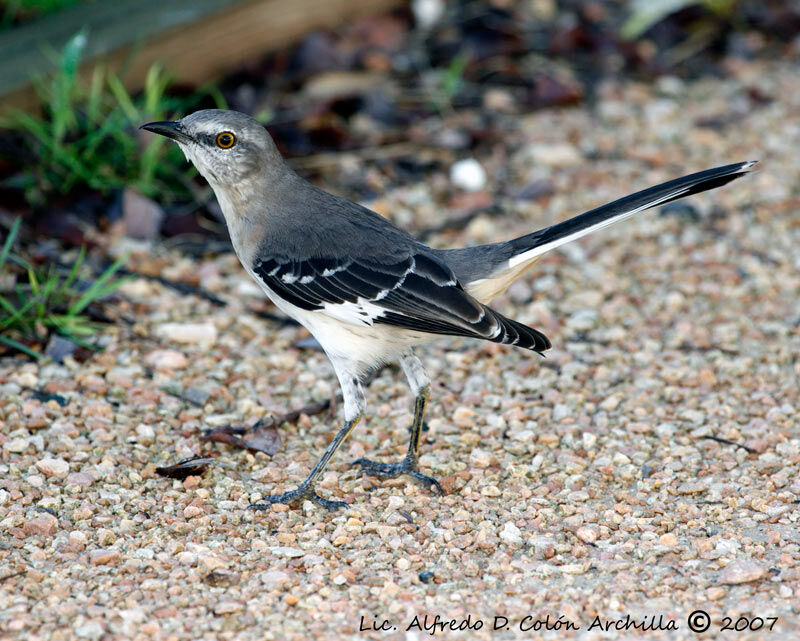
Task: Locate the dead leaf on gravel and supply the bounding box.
[200,424,282,455]
[155,456,215,480]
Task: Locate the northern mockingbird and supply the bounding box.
[142,110,755,511]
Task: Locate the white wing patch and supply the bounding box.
[322,299,384,326]
[320,258,417,327]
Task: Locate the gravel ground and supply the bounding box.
[2,58,799,641]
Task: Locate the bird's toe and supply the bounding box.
[248,484,347,512]
[352,456,441,494]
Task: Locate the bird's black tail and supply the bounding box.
[506,161,757,267]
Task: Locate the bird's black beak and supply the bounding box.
[139,121,192,143]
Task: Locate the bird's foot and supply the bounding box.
[351,456,442,494]
[248,483,347,512]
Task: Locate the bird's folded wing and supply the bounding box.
[252,251,549,351]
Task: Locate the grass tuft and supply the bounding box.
[0,217,129,360]
[0,29,225,206]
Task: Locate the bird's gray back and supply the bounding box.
[254,173,423,264]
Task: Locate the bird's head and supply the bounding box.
[141,109,284,190]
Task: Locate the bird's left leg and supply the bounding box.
[351,352,441,494]
[249,373,365,511]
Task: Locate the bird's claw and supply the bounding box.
[351,456,442,494]
[248,484,347,512]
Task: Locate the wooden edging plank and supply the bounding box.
[1,0,401,111]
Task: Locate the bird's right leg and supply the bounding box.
[351,352,442,494]
[249,374,364,512]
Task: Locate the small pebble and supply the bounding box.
[183,505,204,519]
[66,472,93,487]
[36,457,69,478]
[74,623,104,640]
[23,515,58,537]
[718,561,767,585]
[582,432,598,449]
[135,423,156,444]
[4,438,28,453]
[527,142,582,167]
[677,481,708,495]
[469,448,494,468]
[566,309,599,331]
[659,533,678,547]
[214,601,243,614]
[122,188,164,240]
[156,322,218,346]
[145,349,188,371]
[600,394,622,412]
[269,547,305,558]
[499,521,524,545]
[449,159,487,192]
[89,549,121,566]
[27,474,44,488]
[452,405,476,427]
[182,387,212,405]
[552,403,571,421]
[96,528,116,546]
[412,0,444,29]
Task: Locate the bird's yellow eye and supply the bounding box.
[216,132,236,149]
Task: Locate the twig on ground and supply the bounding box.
[699,435,755,453]
[0,569,27,583]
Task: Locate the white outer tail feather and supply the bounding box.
[506,187,687,269]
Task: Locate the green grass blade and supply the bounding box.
[27,267,40,296]
[54,247,86,299]
[12,111,96,185]
[0,293,20,317]
[87,65,106,124]
[0,335,42,360]
[0,294,37,330]
[0,217,21,268]
[60,27,88,77]
[37,271,59,316]
[88,274,132,300]
[51,29,88,141]
[59,331,95,348]
[67,254,127,315]
[143,63,170,115]
[9,253,34,272]
[107,74,139,122]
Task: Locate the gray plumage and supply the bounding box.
[141,109,755,511]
